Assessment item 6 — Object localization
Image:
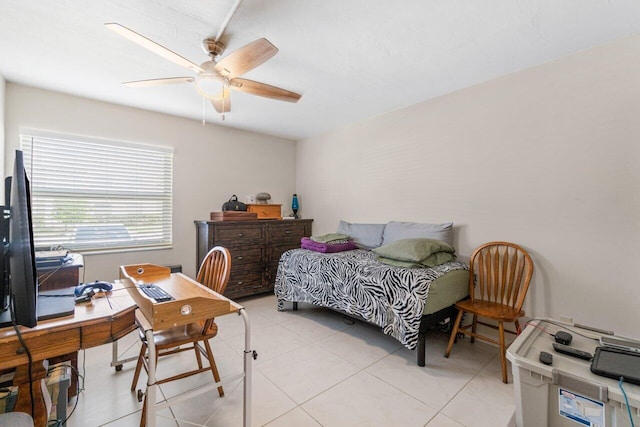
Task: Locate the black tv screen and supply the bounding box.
[9,150,38,328]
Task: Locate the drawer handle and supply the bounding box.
[285,230,291,234]
[237,256,244,260]
[238,233,244,237]
[237,281,244,285]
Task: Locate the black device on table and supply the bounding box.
[138,284,174,303]
[539,351,553,365]
[591,346,640,385]
[73,281,114,304]
[552,342,594,361]
[74,281,113,297]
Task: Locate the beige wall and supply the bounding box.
[5,84,296,281]
[297,34,640,337]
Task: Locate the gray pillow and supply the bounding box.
[336,221,385,250]
[382,221,453,246]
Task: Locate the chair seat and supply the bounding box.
[0,412,34,427]
[455,299,524,322]
[139,322,218,349]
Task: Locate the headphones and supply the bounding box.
[74,280,114,297]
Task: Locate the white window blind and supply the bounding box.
[20,131,173,252]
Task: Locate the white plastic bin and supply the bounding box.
[506,320,640,427]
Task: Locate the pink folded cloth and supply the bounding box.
[300,237,358,253]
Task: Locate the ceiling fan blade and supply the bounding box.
[214,38,278,78]
[105,23,204,74]
[230,78,301,103]
[211,87,231,113]
[123,77,195,87]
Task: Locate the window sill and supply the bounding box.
[76,245,173,256]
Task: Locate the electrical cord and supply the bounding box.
[524,320,583,345]
[37,265,64,287]
[9,296,35,419]
[528,318,600,342]
[619,377,636,427]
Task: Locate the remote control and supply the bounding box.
[539,351,553,365]
[552,343,593,360]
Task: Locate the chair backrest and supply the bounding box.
[196,246,231,334]
[469,241,533,311]
[196,246,231,295]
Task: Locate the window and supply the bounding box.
[20,130,173,252]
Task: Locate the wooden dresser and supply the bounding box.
[195,219,313,299]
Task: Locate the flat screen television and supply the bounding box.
[0,150,74,328]
[9,150,39,327]
[0,178,9,318]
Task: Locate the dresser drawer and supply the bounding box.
[228,247,264,266]
[268,222,309,244]
[225,270,267,299]
[212,224,264,247]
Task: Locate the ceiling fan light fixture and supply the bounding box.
[195,74,226,100]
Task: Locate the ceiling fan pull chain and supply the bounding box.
[222,86,227,121]
[202,96,206,126]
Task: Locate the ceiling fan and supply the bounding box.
[104,22,301,115]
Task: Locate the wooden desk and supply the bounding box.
[35,252,84,399]
[0,284,136,427]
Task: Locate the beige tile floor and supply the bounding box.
[64,294,517,427]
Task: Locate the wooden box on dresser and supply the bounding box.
[195,219,313,299]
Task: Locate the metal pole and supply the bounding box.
[145,328,157,427]
[240,308,252,427]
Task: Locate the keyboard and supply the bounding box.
[138,284,174,303]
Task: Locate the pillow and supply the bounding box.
[336,221,385,250]
[373,238,456,267]
[376,257,424,268]
[382,221,453,246]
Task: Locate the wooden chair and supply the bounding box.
[444,242,533,383]
[0,412,34,427]
[130,246,231,426]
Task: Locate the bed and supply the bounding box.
[274,220,470,366]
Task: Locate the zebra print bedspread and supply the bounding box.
[274,249,468,349]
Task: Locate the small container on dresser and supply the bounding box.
[246,204,282,220]
[195,219,313,299]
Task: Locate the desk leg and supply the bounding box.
[144,329,157,427]
[111,340,138,371]
[240,308,252,427]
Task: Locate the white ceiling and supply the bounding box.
[1,1,639,141]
